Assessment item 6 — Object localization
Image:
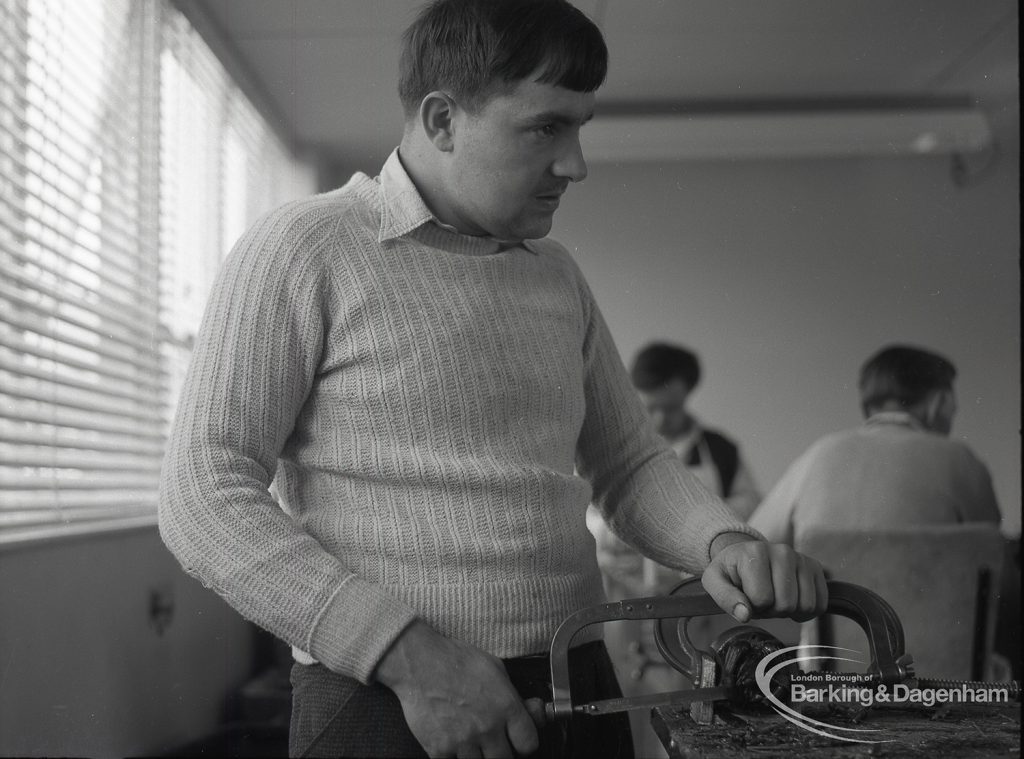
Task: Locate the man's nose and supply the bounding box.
[552,135,588,182]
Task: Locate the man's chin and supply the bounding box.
[516,216,555,241]
[487,210,555,242]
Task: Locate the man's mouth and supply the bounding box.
[535,189,566,207]
[536,183,568,199]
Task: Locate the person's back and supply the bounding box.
[776,413,997,545]
[750,345,1000,546]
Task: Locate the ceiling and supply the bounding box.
[176,0,1019,172]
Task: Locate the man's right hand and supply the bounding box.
[374,619,541,758]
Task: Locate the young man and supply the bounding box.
[159,2,827,756]
[630,343,760,519]
[750,344,1001,545]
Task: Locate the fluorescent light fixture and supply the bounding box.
[582,107,993,162]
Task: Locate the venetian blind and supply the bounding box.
[0,0,315,543]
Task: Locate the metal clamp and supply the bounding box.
[546,579,912,722]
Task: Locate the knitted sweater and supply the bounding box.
[749,411,1001,546]
[158,149,759,684]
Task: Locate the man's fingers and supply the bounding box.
[478,732,515,759]
[702,561,752,622]
[790,556,816,619]
[506,702,541,757]
[791,554,829,621]
[381,626,544,759]
[815,561,829,611]
[768,545,798,614]
[522,697,547,728]
[704,540,830,622]
[733,542,776,612]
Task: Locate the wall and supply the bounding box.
[0,527,258,758]
[553,150,1020,535]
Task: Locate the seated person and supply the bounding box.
[749,344,1001,546]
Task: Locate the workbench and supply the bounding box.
[652,700,1021,758]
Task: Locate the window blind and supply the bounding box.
[0,0,163,541]
[0,0,315,543]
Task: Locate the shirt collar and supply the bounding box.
[667,418,703,455]
[376,148,532,255]
[864,410,926,432]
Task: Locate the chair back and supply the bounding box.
[797,523,1005,681]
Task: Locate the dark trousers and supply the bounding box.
[289,640,634,758]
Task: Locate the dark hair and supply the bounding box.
[398,0,608,116]
[858,345,957,416]
[630,343,701,391]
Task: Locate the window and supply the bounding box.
[0,0,315,543]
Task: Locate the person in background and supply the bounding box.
[634,342,760,519]
[588,342,762,758]
[749,344,1001,545]
[159,2,827,756]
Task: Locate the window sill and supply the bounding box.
[0,514,159,553]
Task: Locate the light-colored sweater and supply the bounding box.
[158,149,759,684]
[749,411,1001,546]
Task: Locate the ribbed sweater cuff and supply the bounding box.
[703,524,765,564]
[306,576,420,684]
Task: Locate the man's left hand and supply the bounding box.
[701,535,827,623]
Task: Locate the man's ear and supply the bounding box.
[922,391,941,426]
[419,91,457,152]
[922,388,955,434]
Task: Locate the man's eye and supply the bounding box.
[535,124,558,137]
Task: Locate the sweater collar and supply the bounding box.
[376,148,534,256]
[864,410,926,432]
[666,417,703,453]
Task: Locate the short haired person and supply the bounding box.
[630,342,761,519]
[588,342,761,757]
[158,2,827,756]
[749,344,1001,546]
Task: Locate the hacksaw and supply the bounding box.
[544,580,1020,724]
